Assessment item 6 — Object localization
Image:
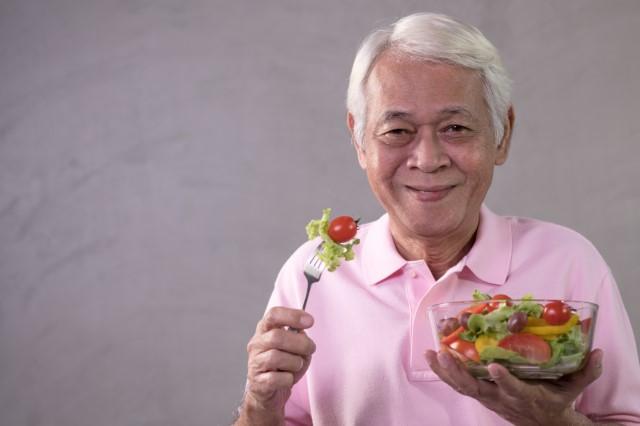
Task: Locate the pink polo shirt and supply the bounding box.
[266,205,640,425]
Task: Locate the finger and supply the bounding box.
[250,328,316,357]
[487,362,526,395]
[250,349,306,375]
[258,307,314,333]
[427,350,492,399]
[426,349,464,382]
[436,350,486,397]
[292,353,313,383]
[425,349,439,368]
[248,370,295,399]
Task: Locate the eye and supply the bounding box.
[442,124,470,133]
[386,128,411,135]
[379,128,415,146]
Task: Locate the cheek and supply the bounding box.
[452,145,495,174]
[368,151,402,182]
[460,155,496,190]
[379,144,409,167]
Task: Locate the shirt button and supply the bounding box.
[411,270,418,278]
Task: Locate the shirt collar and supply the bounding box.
[464,204,512,285]
[361,214,408,286]
[360,205,512,286]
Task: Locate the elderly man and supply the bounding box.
[235,13,640,425]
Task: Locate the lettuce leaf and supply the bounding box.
[514,295,543,318]
[306,208,360,272]
[542,324,586,368]
[480,346,530,364]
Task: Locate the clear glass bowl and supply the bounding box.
[426,299,598,380]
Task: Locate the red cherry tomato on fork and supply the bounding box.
[327,216,358,243]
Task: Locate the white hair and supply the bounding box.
[346,13,512,146]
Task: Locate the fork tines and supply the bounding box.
[304,254,326,279]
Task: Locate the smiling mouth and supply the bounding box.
[406,185,455,201]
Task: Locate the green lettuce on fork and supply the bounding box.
[305,208,360,272]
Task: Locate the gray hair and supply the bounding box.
[346,13,512,146]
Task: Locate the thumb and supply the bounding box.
[488,362,525,394]
[566,349,603,390]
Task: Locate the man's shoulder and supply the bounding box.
[504,213,603,260]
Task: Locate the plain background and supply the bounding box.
[1,0,639,425]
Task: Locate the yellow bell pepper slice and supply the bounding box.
[523,314,579,336]
[475,335,498,354]
[526,316,549,327]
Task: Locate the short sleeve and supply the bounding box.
[574,271,640,424]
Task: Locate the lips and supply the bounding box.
[405,184,455,201]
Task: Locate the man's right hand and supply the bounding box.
[236,307,316,426]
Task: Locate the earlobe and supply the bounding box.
[347,112,355,135]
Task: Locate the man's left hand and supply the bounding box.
[425,348,604,426]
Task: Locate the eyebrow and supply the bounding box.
[439,107,474,118]
[379,110,411,122]
[378,107,475,123]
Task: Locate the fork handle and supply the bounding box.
[301,281,313,311]
[288,282,313,333]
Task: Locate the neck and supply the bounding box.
[390,217,479,280]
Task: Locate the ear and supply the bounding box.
[495,105,515,166]
[347,112,367,170]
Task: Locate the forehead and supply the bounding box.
[364,51,488,119]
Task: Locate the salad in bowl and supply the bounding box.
[427,291,598,379]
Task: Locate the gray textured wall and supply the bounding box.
[1,1,639,425]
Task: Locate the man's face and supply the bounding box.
[351,51,512,243]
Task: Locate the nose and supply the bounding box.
[406,129,451,172]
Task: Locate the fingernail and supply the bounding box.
[488,363,502,379]
[300,315,313,327]
[424,350,435,365]
[595,351,603,369]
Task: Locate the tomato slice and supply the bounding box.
[498,333,551,364]
[449,339,480,363]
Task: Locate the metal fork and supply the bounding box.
[301,250,326,310]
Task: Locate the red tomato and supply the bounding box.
[449,339,480,363]
[498,333,551,364]
[487,294,512,312]
[327,216,358,243]
[542,301,572,325]
[580,317,592,335]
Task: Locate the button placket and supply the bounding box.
[405,263,441,381]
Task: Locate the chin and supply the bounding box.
[400,217,455,238]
